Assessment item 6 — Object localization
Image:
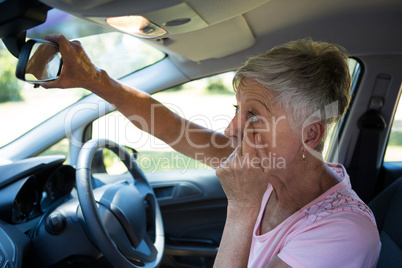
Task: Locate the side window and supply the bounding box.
[91,72,235,174]
[323,58,361,160]
[384,95,402,162]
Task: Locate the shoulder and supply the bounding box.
[279,202,380,267]
[302,162,376,226]
[279,211,380,267]
[278,175,380,267]
[302,184,376,226]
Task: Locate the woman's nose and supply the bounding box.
[224,114,243,140]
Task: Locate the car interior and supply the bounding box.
[0,0,402,267]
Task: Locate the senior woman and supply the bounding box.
[213,41,381,267]
[42,35,380,267]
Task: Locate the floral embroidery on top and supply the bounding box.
[303,186,374,225]
[332,166,344,179]
[302,164,374,225]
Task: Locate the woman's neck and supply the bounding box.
[260,160,341,233]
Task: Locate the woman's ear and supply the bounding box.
[302,120,325,150]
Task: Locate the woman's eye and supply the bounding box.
[249,112,259,123]
[233,104,239,114]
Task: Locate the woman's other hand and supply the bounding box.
[216,123,271,213]
[214,124,271,268]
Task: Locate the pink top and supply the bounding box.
[248,163,381,267]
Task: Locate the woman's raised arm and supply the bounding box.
[42,34,233,168]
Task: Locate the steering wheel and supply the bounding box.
[75,139,164,268]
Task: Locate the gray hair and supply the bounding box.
[233,39,352,151]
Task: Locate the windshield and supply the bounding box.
[0,9,165,148]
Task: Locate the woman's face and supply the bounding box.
[224,79,302,169]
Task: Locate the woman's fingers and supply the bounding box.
[44,34,71,48]
[41,35,74,88]
[241,123,262,171]
[241,122,254,157]
[254,131,273,174]
[219,146,238,169]
[241,120,272,174]
[216,125,270,210]
[41,34,101,90]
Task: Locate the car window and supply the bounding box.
[384,93,402,162]
[323,58,361,160]
[91,72,236,174]
[0,9,164,149]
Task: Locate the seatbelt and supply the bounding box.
[349,95,387,203]
[356,109,387,202]
[349,74,392,203]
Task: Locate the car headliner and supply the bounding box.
[37,0,402,80]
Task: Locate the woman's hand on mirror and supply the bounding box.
[41,34,103,90]
[26,43,58,80]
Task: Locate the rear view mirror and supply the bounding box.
[16,39,62,85]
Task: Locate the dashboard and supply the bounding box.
[0,153,164,268]
[0,156,75,224]
[0,156,75,267]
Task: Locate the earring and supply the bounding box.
[302,150,306,163]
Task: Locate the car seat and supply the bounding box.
[369,177,402,267]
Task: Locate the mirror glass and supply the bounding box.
[24,41,62,82]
